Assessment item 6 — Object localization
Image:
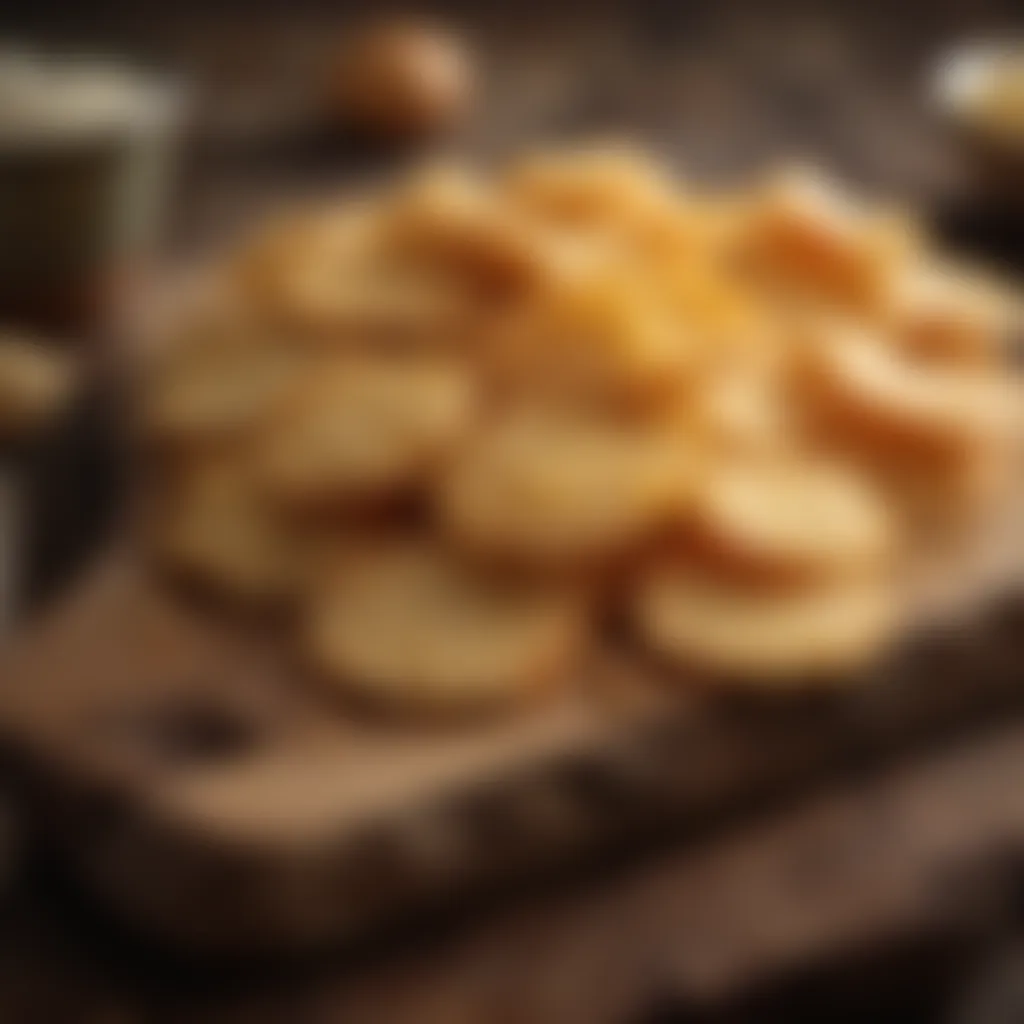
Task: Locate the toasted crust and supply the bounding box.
[632,564,899,685]
[305,537,587,711]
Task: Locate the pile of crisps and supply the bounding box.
[140,148,1021,711]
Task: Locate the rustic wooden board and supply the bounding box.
[5,226,1023,956]
[0,528,1021,953]
[0,0,1021,975]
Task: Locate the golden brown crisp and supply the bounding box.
[486,271,699,409]
[736,170,918,315]
[799,321,1020,461]
[306,537,587,711]
[139,150,1020,705]
[504,147,681,232]
[153,457,301,603]
[259,355,475,505]
[439,407,691,566]
[684,457,895,583]
[886,264,1017,367]
[632,564,899,684]
[140,335,303,448]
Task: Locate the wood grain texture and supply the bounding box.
[0,537,1020,952]
[5,716,1024,1022]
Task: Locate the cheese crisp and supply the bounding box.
[141,148,1020,708]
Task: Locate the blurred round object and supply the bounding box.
[800,322,1020,461]
[260,354,476,506]
[137,151,1022,709]
[153,456,303,605]
[0,333,74,443]
[439,408,689,566]
[306,535,587,713]
[632,564,899,685]
[328,19,475,142]
[932,40,1024,205]
[686,457,895,584]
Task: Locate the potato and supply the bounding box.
[486,272,698,408]
[738,169,916,314]
[439,407,690,565]
[887,264,1017,367]
[504,146,680,231]
[679,357,795,456]
[138,150,1020,708]
[684,457,895,582]
[383,165,566,299]
[140,336,303,448]
[799,322,1021,460]
[153,458,301,603]
[237,203,377,300]
[241,203,474,343]
[259,355,475,505]
[306,536,587,711]
[632,564,899,684]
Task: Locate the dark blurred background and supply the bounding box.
[5,0,1022,246]
[0,0,1023,1021]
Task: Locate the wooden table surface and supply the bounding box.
[0,719,1022,1023]
[1,0,1023,1020]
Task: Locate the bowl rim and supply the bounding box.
[930,39,1024,155]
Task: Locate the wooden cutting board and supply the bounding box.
[0,514,1021,954]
